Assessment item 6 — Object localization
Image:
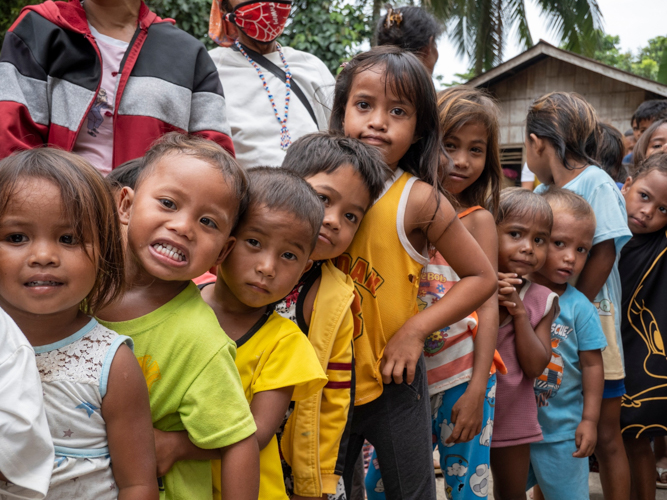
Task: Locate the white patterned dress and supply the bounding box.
[34,318,132,500]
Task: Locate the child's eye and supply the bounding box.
[200,217,217,229]
[60,234,78,245]
[535,237,545,244]
[554,241,564,248]
[160,199,176,209]
[444,142,456,151]
[660,207,667,214]
[471,147,484,154]
[345,213,358,223]
[390,107,406,116]
[577,247,588,253]
[640,192,649,200]
[356,101,370,110]
[246,239,260,248]
[282,251,296,261]
[318,194,329,205]
[6,233,27,244]
[509,231,520,238]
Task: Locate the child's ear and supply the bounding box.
[214,236,236,266]
[117,186,135,225]
[621,176,633,194]
[528,133,545,155]
[302,259,314,274]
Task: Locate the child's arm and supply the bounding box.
[249,386,294,450]
[447,210,499,444]
[576,239,616,302]
[499,276,555,378]
[382,184,497,384]
[573,349,604,458]
[218,435,260,500]
[102,344,159,500]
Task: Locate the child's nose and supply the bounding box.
[323,213,340,231]
[29,241,60,267]
[368,110,387,131]
[256,255,276,277]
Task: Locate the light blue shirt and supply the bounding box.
[536,165,631,378]
[534,285,607,442]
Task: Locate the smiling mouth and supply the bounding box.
[152,243,186,262]
[25,281,63,287]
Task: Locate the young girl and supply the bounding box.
[526,91,633,500]
[0,149,157,499]
[619,153,667,500]
[488,188,558,500]
[632,118,667,169]
[365,85,506,500]
[330,45,497,500]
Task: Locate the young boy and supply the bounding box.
[278,133,390,499]
[197,167,328,499]
[625,100,667,164]
[97,133,259,500]
[527,187,607,500]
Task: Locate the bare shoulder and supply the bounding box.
[460,208,495,233]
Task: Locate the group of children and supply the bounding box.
[1,43,667,500]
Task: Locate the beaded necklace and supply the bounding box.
[236,40,292,150]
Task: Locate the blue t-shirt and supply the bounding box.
[536,165,631,379]
[533,285,607,443]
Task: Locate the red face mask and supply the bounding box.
[225,1,292,43]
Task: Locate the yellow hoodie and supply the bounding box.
[280,260,356,497]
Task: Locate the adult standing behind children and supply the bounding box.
[208,0,335,168]
[0,0,234,175]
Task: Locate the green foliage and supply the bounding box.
[436,70,476,89]
[0,0,41,48]
[146,0,215,49]
[281,0,372,74]
[592,34,666,82]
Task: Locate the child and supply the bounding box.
[278,132,389,500]
[97,133,259,500]
[197,167,329,499]
[107,157,144,192]
[632,118,667,169]
[330,45,497,500]
[527,187,606,500]
[619,153,667,500]
[0,307,54,500]
[365,85,506,500]
[488,188,558,500]
[595,123,627,188]
[527,91,633,500]
[0,149,157,499]
[374,5,443,75]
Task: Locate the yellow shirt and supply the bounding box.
[337,170,428,405]
[212,311,327,500]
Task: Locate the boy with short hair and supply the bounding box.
[97,132,259,500]
[626,100,667,164]
[278,132,390,499]
[197,167,329,500]
[527,186,607,500]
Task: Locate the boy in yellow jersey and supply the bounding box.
[277,133,390,499]
[162,167,329,499]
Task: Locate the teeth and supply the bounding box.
[153,243,185,262]
[27,281,60,286]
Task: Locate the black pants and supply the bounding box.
[343,355,436,500]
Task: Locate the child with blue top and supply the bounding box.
[527,187,606,500]
[527,92,632,500]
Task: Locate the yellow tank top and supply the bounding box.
[337,170,428,405]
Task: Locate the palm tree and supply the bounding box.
[371,0,603,76]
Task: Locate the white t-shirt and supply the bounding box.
[209,45,335,169]
[0,309,54,500]
[72,25,129,176]
[521,163,535,183]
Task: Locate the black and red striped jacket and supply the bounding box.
[0,0,235,167]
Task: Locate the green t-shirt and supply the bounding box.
[99,282,256,500]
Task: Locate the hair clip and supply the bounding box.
[384,4,403,29]
[339,61,349,69]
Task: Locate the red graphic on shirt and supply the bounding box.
[336,254,384,297]
[226,1,291,42]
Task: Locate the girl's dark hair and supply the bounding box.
[281,132,391,203]
[374,5,443,54]
[526,92,599,171]
[633,118,667,172]
[595,123,627,183]
[107,157,144,191]
[241,167,324,251]
[437,86,502,216]
[0,148,124,314]
[330,45,441,189]
[632,151,667,182]
[489,187,553,230]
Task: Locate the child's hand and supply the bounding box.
[573,419,597,458]
[447,387,484,444]
[381,324,425,384]
[497,273,525,316]
[153,428,187,477]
